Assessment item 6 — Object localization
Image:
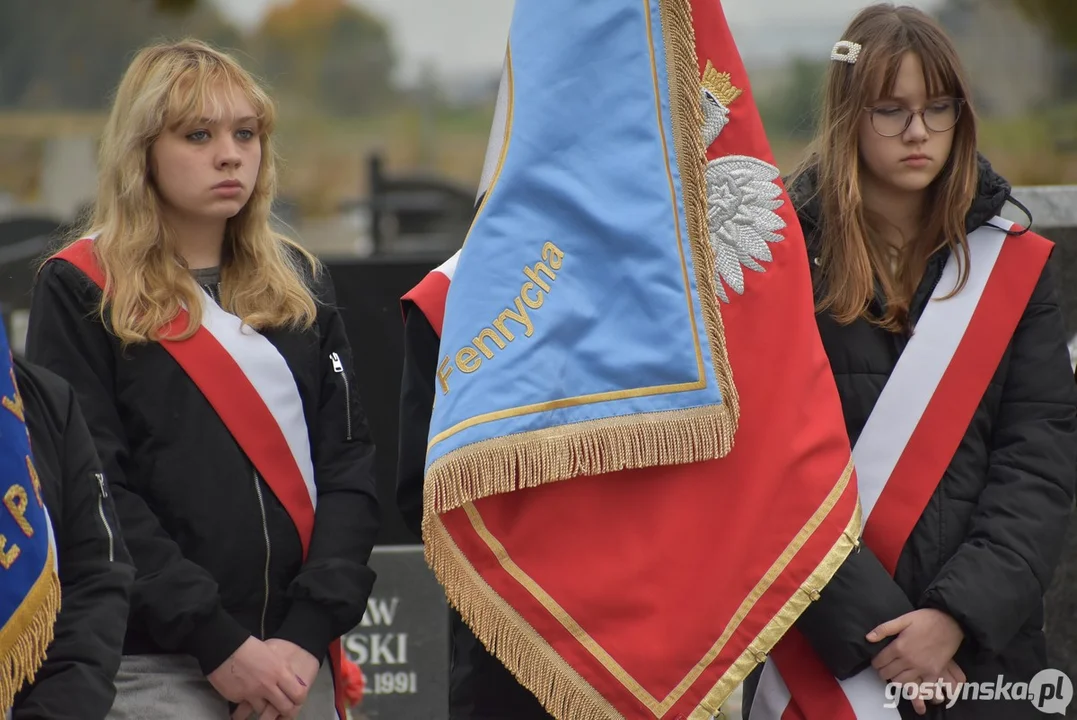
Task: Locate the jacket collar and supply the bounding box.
[787,154,1017,325]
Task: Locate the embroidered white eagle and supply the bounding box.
[699,75,786,303]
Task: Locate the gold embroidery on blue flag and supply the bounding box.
[0,536,20,570]
[437,242,565,394]
[422,0,740,523]
[4,486,34,539]
[1,353,61,710]
[419,4,863,719]
[2,368,24,423]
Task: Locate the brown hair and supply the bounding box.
[789,4,978,331]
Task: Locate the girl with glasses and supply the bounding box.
[743,5,1077,720]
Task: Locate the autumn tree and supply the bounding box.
[1010,0,1077,49]
[252,0,396,116]
[0,0,241,109]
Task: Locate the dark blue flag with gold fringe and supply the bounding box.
[0,323,59,711]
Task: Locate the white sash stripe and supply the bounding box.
[197,290,317,511]
[79,234,316,510]
[437,251,460,282]
[751,662,791,719]
[751,219,1012,720]
[840,668,900,718]
[852,221,1009,521]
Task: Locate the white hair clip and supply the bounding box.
[831,40,862,64]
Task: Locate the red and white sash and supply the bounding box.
[53,238,349,720]
[750,218,1054,720]
[400,250,459,334]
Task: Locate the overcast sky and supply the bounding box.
[213,0,943,83]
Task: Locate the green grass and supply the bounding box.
[976,102,1077,186]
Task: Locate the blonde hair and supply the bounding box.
[789,4,979,331]
[65,38,319,345]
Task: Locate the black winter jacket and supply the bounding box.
[398,308,553,720]
[744,157,1077,720]
[25,255,380,676]
[11,357,134,720]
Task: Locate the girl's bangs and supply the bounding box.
[917,47,960,100]
[870,37,961,102]
[164,64,269,131]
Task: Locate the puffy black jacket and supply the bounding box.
[11,357,134,719]
[744,157,1077,720]
[25,254,380,676]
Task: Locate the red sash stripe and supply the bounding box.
[400,253,456,335]
[754,226,1054,719]
[55,239,316,555]
[866,232,1052,574]
[52,238,351,715]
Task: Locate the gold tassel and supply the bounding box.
[423,0,742,522]
[661,0,741,436]
[422,474,862,720]
[425,516,625,720]
[419,0,814,715]
[425,404,735,517]
[689,499,863,718]
[0,549,61,711]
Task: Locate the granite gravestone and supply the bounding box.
[343,546,449,719]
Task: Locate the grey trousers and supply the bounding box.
[107,654,336,719]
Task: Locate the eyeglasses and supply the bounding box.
[863,98,964,137]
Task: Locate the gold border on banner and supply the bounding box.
[423,0,738,521]
[424,458,860,718]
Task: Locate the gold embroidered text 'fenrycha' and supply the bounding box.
[438,241,564,395]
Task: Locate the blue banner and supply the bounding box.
[0,323,58,709]
[425,0,733,494]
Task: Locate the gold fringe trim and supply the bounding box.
[638,457,855,713]
[422,0,741,522]
[661,0,741,436]
[689,496,864,719]
[424,476,861,720]
[421,0,791,715]
[425,512,625,720]
[424,403,734,520]
[0,546,61,710]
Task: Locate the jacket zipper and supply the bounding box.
[94,473,115,562]
[330,352,353,440]
[253,471,271,639]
